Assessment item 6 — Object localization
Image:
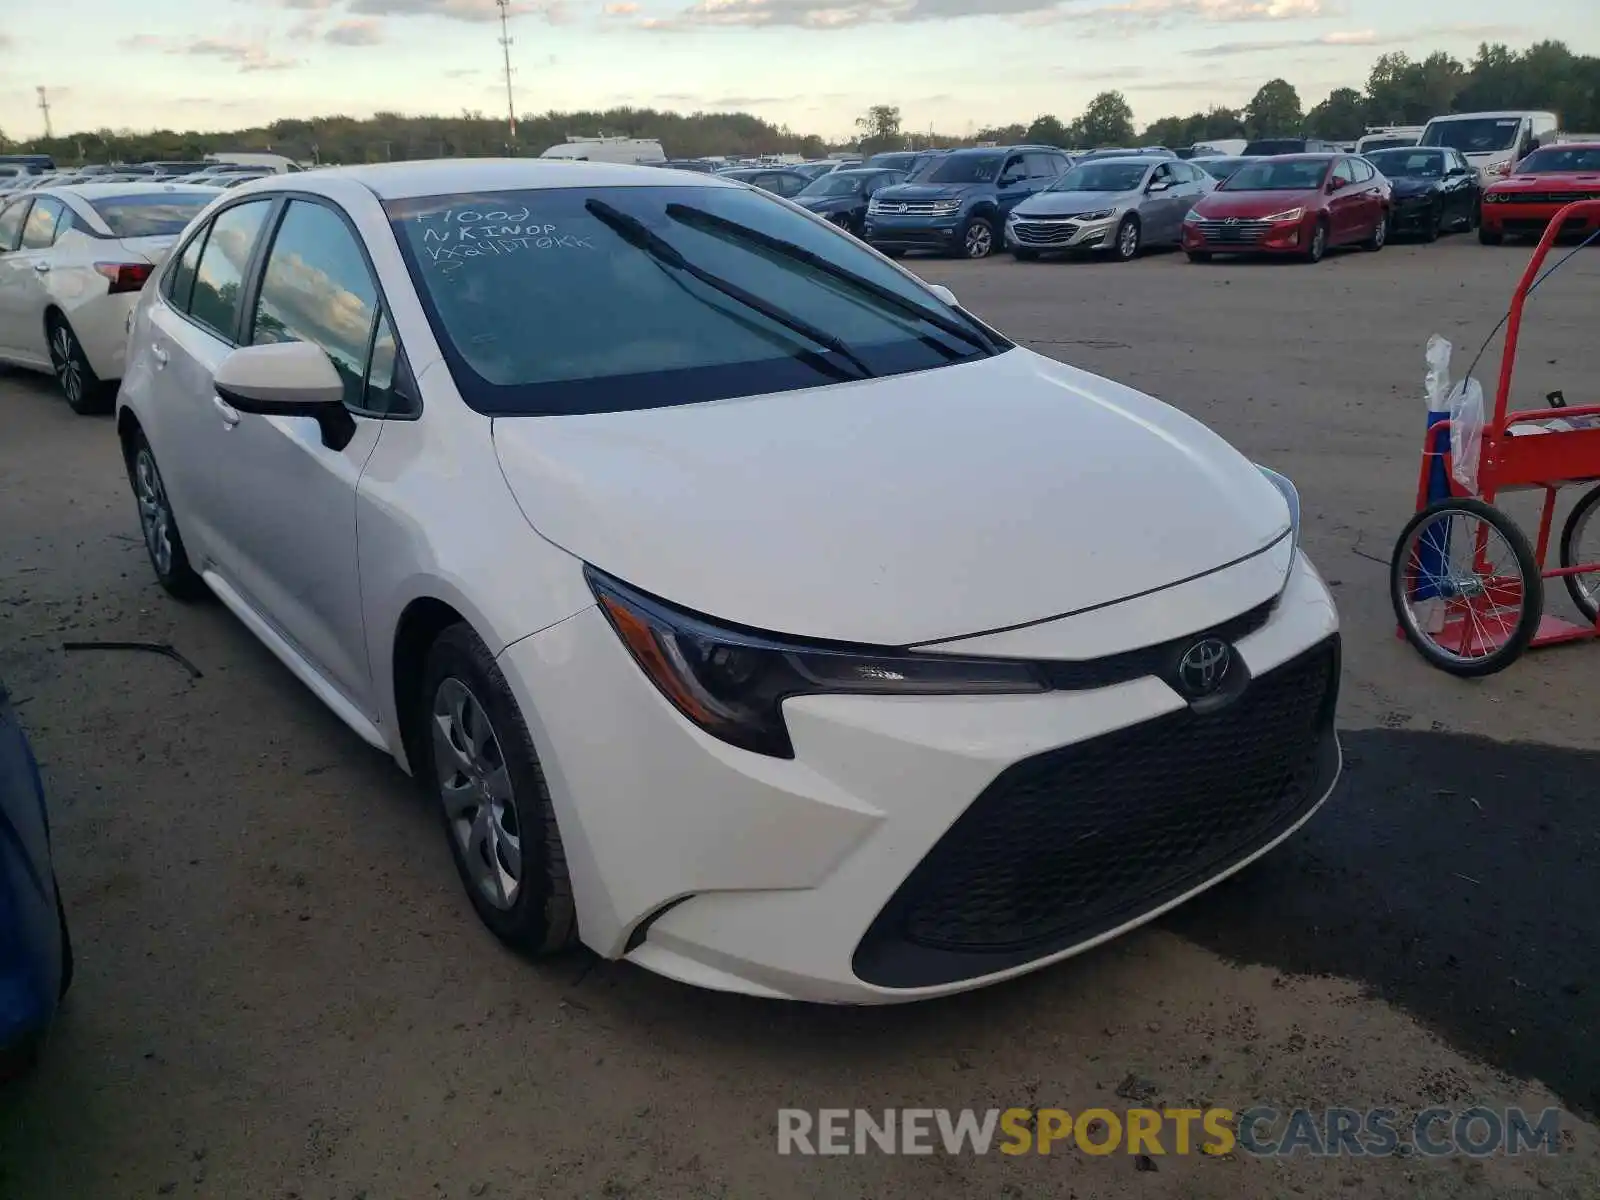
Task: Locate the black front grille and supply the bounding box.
[1012,221,1080,245]
[854,636,1341,989]
[1499,191,1600,204]
[1193,219,1271,244]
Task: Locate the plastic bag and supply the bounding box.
[1449,377,1485,496]
[1425,334,1452,413]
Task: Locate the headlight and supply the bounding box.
[1184,208,1203,222]
[1262,207,1304,222]
[589,568,1045,758]
[931,200,961,214]
[1484,192,1508,204]
[1071,208,1115,221]
[1256,465,1301,558]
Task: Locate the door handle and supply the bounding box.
[32,261,49,273]
[151,344,168,368]
[212,394,240,427]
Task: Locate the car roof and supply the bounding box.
[1529,141,1600,151]
[1430,110,1553,121]
[1074,156,1157,167]
[261,159,741,201]
[29,181,225,200]
[1256,153,1341,162]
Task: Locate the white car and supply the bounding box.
[0,183,220,412]
[115,160,1340,1004]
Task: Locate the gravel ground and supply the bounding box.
[2,234,1598,1199]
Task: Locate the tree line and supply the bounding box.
[1,40,1594,166]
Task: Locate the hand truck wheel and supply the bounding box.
[1390,497,1542,677]
[1558,482,1600,624]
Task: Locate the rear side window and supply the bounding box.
[0,198,30,251]
[88,192,215,237]
[250,199,380,410]
[187,200,273,340]
[20,197,65,249]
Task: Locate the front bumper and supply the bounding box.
[500,550,1340,1003]
[1482,202,1600,239]
[1006,215,1118,252]
[1389,197,1440,234]
[1183,217,1310,255]
[863,212,963,252]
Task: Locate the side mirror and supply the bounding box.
[927,283,958,308]
[214,340,356,451]
[1327,177,1347,192]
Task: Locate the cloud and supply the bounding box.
[326,17,385,43]
[182,37,302,71]
[602,1,639,11]
[347,0,568,22]
[1022,0,1335,32]
[277,0,337,7]
[120,34,165,49]
[0,33,12,50]
[1190,21,1524,57]
[444,67,481,77]
[626,0,1337,30]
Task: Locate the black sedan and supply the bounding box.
[1364,146,1482,241]
[792,168,907,234]
[717,168,813,198]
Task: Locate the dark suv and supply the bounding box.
[864,145,1073,259]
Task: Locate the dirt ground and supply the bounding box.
[2,235,1599,1199]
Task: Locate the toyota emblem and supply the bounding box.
[1177,638,1233,698]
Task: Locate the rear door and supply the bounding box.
[1144,162,1187,241]
[0,196,33,359]
[0,196,67,365]
[995,154,1032,216]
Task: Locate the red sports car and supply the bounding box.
[1480,143,1600,244]
[1181,153,1391,263]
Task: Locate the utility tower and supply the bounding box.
[36,87,52,139]
[496,0,517,147]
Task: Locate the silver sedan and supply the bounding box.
[1005,157,1214,262]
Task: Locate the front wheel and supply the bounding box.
[1112,215,1141,262]
[1558,482,1600,623]
[1303,219,1328,263]
[422,623,577,955]
[47,316,112,415]
[1390,498,1542,677]
[1422,204,1442,243]
[126,433,206,601]
[957,216,997,260]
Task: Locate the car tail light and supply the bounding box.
[93,262,155,294]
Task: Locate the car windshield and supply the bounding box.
[1048,162,1147,193]
[927,154,1003,184]
[1366,150,1447,178]
[385,185,1002,417]
[799,173,867,198]
[1514,146,1600,173]
[1195,158,1246,179]
[1421,118,1521,153]
[1360,137,1416,153]
[87,191,216,236]
[1243,140,1306,156]
[1221,159,1329,191]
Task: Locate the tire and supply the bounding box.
[1303,219,1328,263]
[1422,204,1441,243]
[55,881,72,999]
[1112,215,1141,262]
[1186,250,1213,264]
[1011,248,1040,262]
[1390,498,1542,677]
[46,315,113,415]
[421,623,577,956]
[1479,226,1503,246]
[1558,482,1600,623]
[126,432,206,601]
[957,215,997,260]
[1363,211,1389,251]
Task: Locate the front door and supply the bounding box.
[1326,159,1362,242]
[202,197,388,715]
[0,197,42,364]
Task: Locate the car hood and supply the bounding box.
[1194,189,1321,218]
[1014,190,1137,217]
[795,195,858,212]
[1389,177,1443,198]
[1491,173,1600,193]
[873,182,986,203]
[491,349,1291,646]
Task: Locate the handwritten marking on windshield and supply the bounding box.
[413,209,597,273]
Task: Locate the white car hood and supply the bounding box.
[491,349,1290,646]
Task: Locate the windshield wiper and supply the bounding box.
[662,203,1002,356]
[584,199,874,381]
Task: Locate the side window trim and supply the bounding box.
[248,192,420,420]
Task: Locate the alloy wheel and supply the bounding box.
[432,677,522,911]
[1117,218,1140,260]
[964,222,993,259]
[1309,223,1327,261]
[50,325,83,408]
[133,449,173,578]
[1373,216,1388,248]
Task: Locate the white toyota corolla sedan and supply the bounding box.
[0,182,220,412]
[115,160,1340,1004]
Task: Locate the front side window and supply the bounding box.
[20,197,65,249]
[0,198,30,251]
[928,154,1003,184]
[1350,158,1375,182]
[187,199,273,339]
[385,184,1003,417]
[1331,160,1356,185]
[251,200,380,409]
[1048,162,1148,193]
[88,191,215,238]
[1223,159,1332,191]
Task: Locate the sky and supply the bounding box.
[1,0,1596,146]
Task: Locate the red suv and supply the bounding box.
[1182,154,1392,263]
[1480,143,1600,244]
